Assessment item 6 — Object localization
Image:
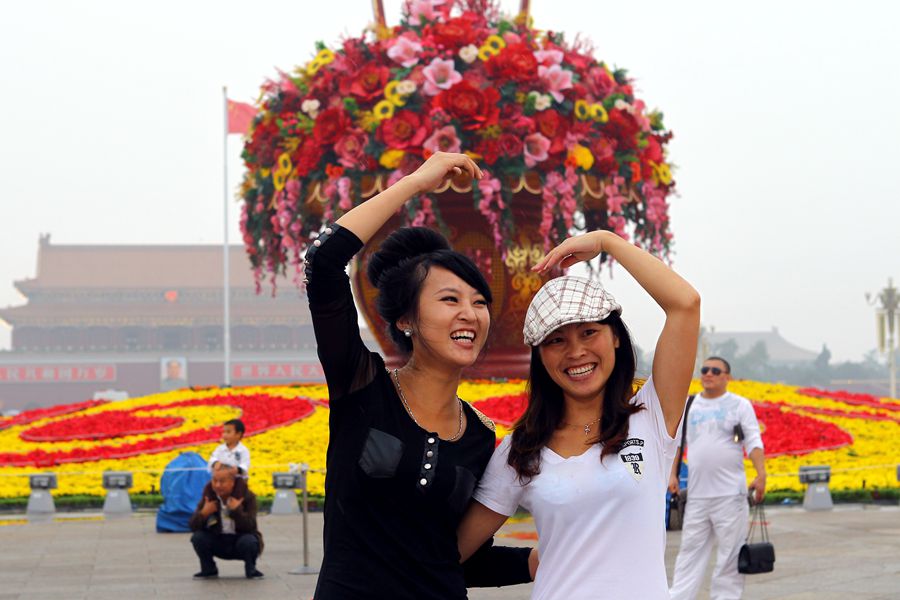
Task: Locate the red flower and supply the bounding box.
[436,81,500,129]
[313,107,352,145]
[605,108,640,151]
[497,133,523,158]
[295,137,322,177]
[534,110,569,154]
[474,138,500,165]
[377,110,428,150]
[485,43,538,82]
[430,14,480,49]
[339,63,390,102]
[334,129,369,169]
[590,135,618,174]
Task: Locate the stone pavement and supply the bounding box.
[0,504,898,599]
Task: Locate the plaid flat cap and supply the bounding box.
[523,275,622,346]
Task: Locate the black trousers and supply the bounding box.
[191,530,259,574]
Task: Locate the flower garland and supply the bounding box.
[240,0,676,290]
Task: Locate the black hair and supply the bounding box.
[366,227,493,354]
[223,419,245,436]
[706,356,732,374]
[507,312,643,481]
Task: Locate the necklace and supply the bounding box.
[392,369,464,442]
[562,417,602,435]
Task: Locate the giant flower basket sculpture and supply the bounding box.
[240,0,676,377]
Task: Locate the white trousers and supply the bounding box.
[669,494,749,600]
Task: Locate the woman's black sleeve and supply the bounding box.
[305,225,379,401]
[463,538,533,587]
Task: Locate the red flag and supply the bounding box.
[227,99,257,135]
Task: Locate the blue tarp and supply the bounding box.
[156,451,210,533]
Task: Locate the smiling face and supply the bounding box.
[398,266,491,370]
[538,321,619,403]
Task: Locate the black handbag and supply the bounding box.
[667,395,695,531]
[738,501,775,574]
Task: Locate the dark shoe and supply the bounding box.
[245,568,264,579]
[193,570,219,579]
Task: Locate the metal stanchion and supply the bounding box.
[27,473,57,522]
[799,465,833,511]
[289,464,319,575]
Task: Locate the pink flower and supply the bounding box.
[538,64,573,103]
[337,177,352,210]
[404,0,445,26]
[387,35,423,68]
[422,57,462,95]
[333,130,368,169]
[423,125,462,154]
[533,49,563,67]
[523,132,551,167]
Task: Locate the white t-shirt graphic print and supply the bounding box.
[473,378,680,600]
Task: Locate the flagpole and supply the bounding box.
[222,86,232,386]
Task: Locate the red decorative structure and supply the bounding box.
[240,0,676,377]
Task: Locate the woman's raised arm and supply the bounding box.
[533,230,700,435]
[336,152,482,244]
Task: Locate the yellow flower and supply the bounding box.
[515,92,527,103]
[568,144,595,171]
[483,35,506,52]
[478,36,505,61]
[379,149,405,169]
[464,151,483,161]
[384,81,406,107]
[574,100,590,121]
[590,103,609,123]
[316,48,335,66]
[306,58,323,77]
[357,110,380,132]
[305,49,335,77]
[373,100,395,122]
[650,161,673,186]
[478,124,502,139]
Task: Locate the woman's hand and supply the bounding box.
[532,231,607,273]
[407,152,483,195]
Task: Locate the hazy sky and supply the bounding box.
[1,0,898,363]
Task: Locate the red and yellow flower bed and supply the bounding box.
[1,380,898,498]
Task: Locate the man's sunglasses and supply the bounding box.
[701,366,726,376]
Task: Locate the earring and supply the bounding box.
[403,329,412,338]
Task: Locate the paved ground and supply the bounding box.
[0,504,898,599]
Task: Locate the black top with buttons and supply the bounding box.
[306,225,531,599]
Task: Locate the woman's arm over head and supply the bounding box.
[335,152,482,244]
[533,231,700,436]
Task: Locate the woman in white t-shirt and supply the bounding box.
[457,230,700,599]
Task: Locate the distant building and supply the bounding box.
[0,235,352,411]
[702,327,819,367]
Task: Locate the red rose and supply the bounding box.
[339,63,390,102]
[334,129,369,169]
[486,43,538,82]
[313,107,352,145]
[589,135,618,175]
[586,66,615,98]
[430,15,479,49]
[377,110,428,150]
[295,137,322,177]
[534,110,569,154]
[436,81,500,129]
[474,138,500,165]
[605,108,640,151]
[497,133,523,158]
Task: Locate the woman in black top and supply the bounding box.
[306,152,532,599]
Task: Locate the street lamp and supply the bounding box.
[866,278,899,399]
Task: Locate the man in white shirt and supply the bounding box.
[668,357,766,600]
[208,419,251,476]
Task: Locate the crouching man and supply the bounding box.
[189,461,264,579]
